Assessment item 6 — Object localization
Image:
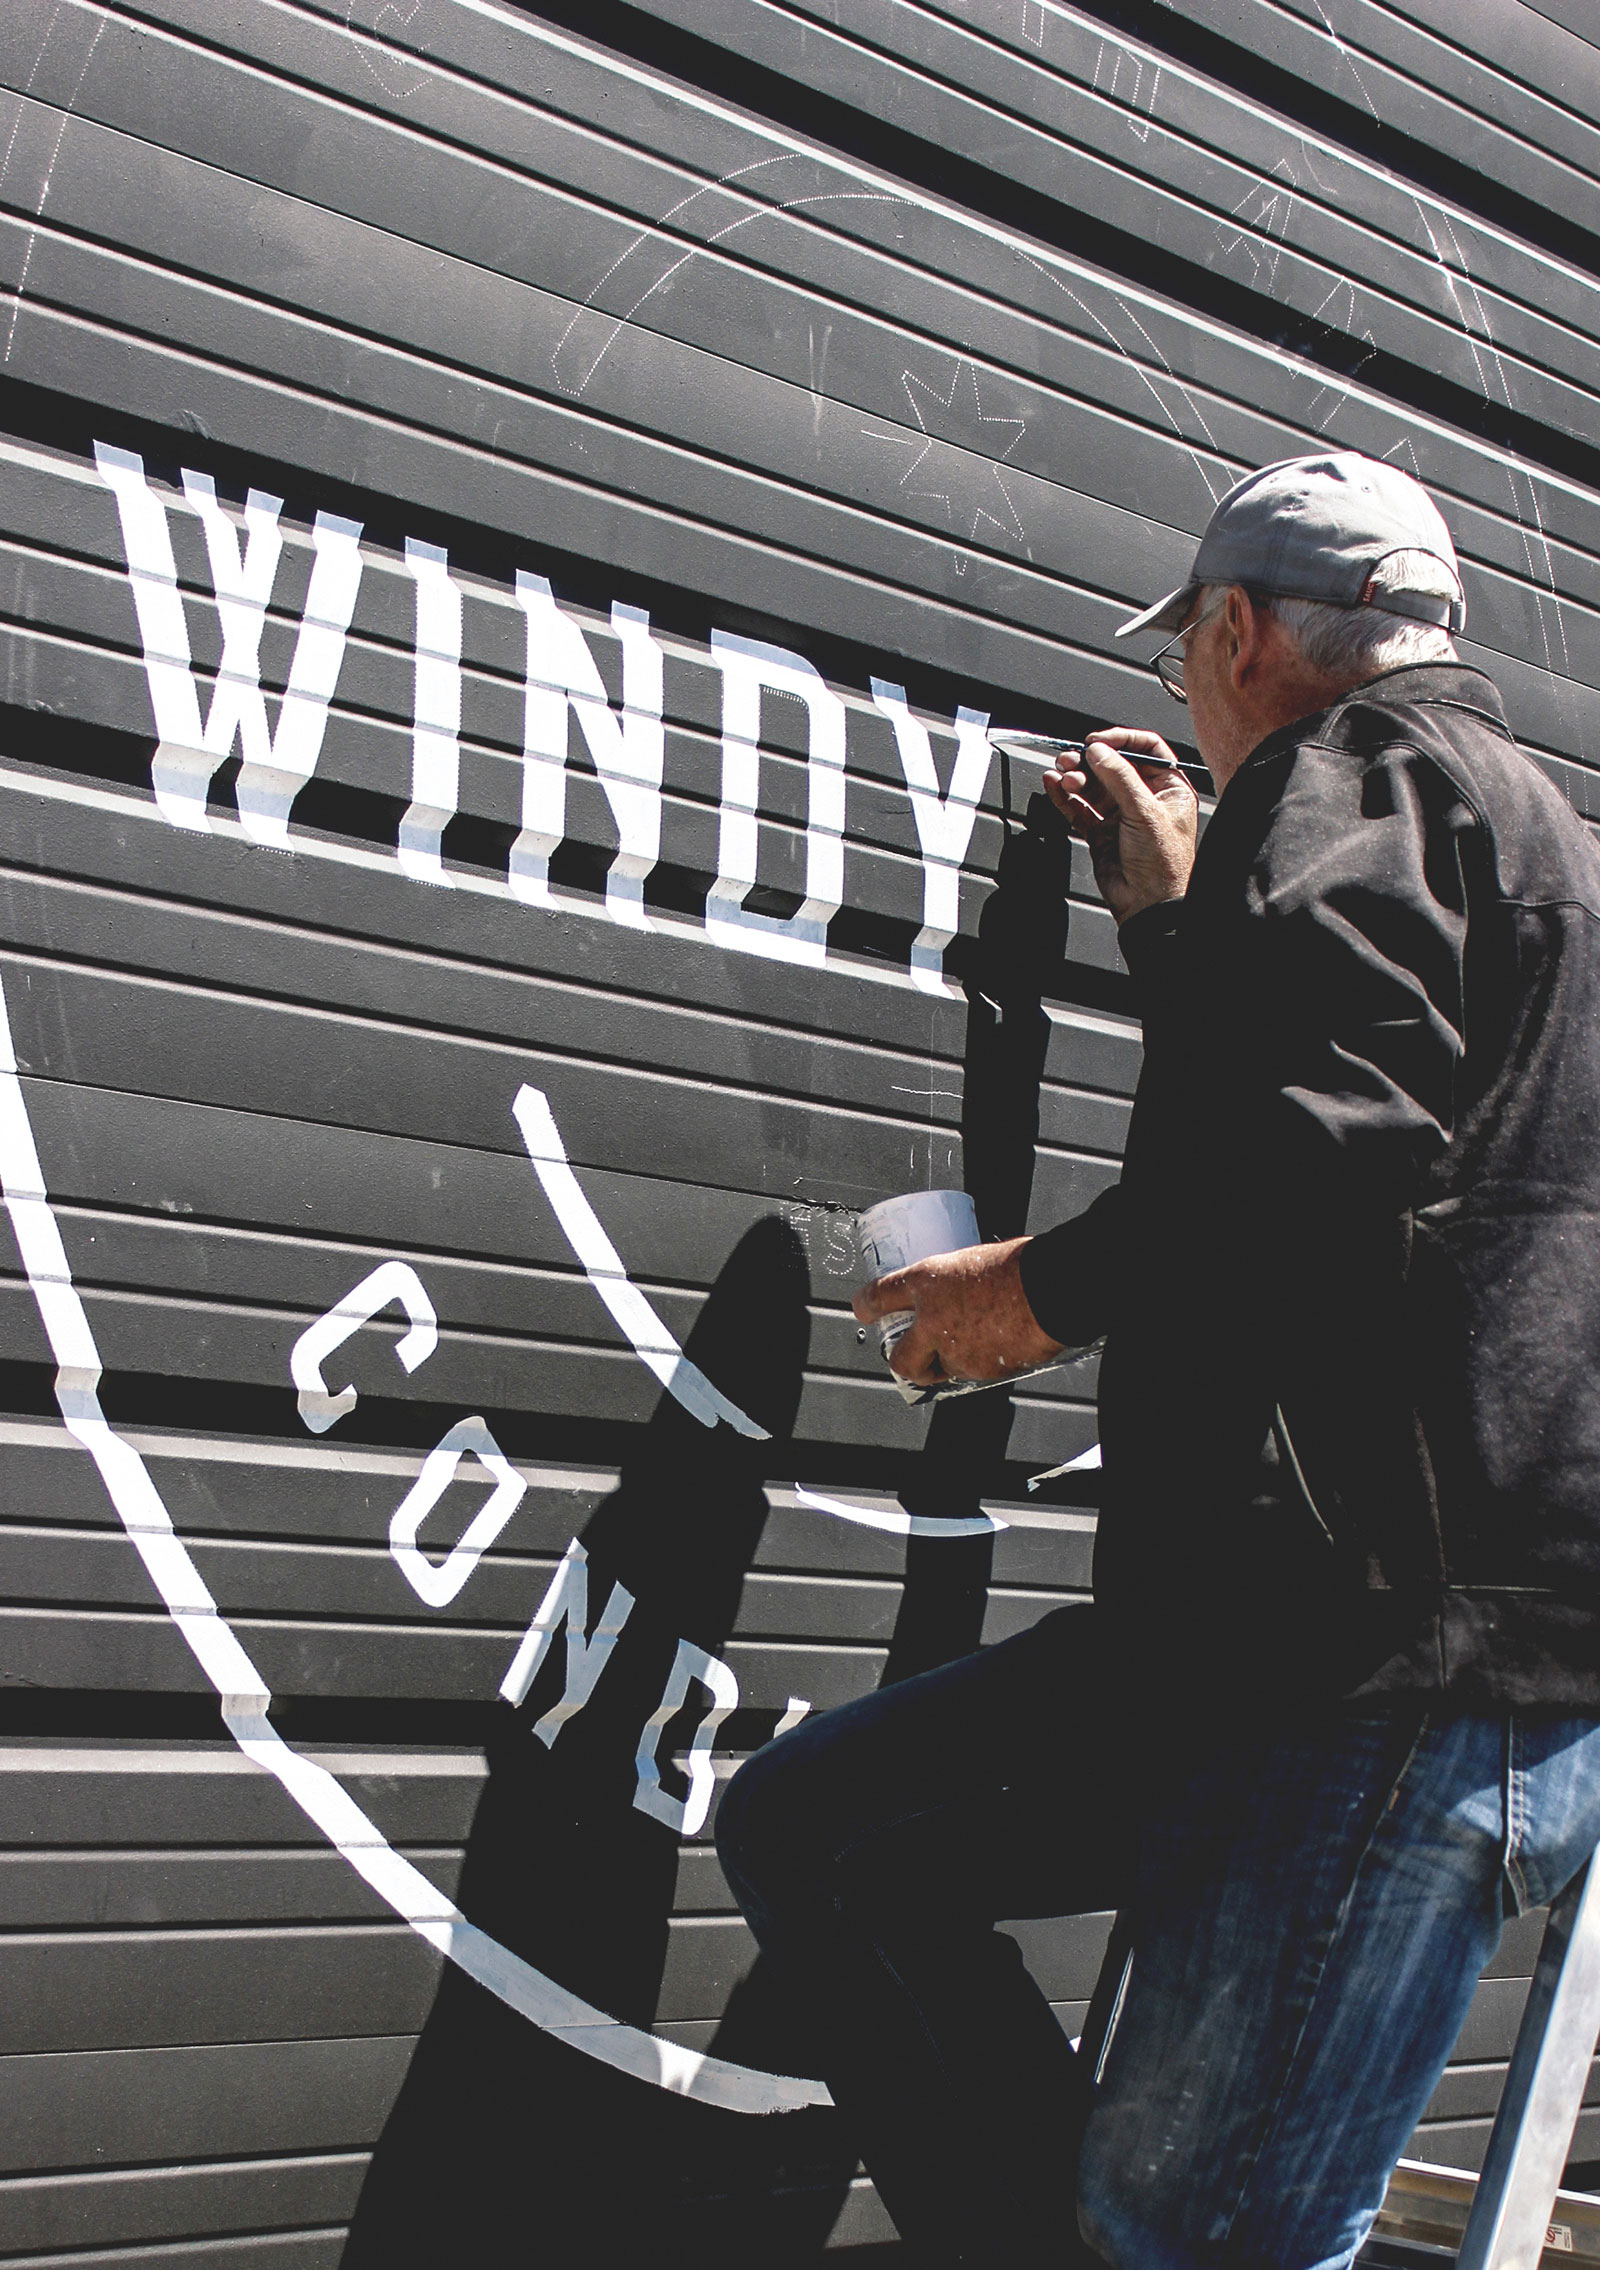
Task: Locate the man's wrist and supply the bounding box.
[1117,896,1185,970]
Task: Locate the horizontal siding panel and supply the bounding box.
[0,1744,485,1848]
[0,1925,443,2054]
[0,2037,415,2173]
[0,252,1171,727]
[3,24,1588,717]
[0,778,1146,1091]
[0,1436,1100,1589]
[652,1908,1113,2025]
[1419,2052,1600,2124]
[0,877,1131,1140]
[1408,2105,1600,2176]
[0,2235,347,2269]
[1,25,1597,687]
[0,2156,367,2259]
[89,0,1600,445]
[0,1607,892,1708]
[632,0,1600,402]
[0,1285,1100,1467]
[0,1850,462,1930]
[1170,0,1600,224]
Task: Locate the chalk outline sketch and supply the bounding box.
[550,156,1036,580]
[0,0,111,366]
[1090,35,1160,141]
[549,152,902,402]
[862,360,1028,576]
[1279,1,1571,704]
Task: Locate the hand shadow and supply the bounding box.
[343,1213,811,2266]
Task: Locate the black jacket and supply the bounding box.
[1020,662,1600,1709]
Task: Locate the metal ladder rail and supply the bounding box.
[1457,1852,1600,2270]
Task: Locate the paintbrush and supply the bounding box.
[990,729,1208,782]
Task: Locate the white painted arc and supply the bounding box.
[0,974,826,2116]
[512,1084,768,1439]
[794,1483,1005,1538]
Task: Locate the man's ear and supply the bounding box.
[1226,586,1263,689]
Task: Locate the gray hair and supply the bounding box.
[1209,550,1461,677]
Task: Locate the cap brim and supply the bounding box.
[1114,582,1198,641]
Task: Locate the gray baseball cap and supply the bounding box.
[1116,450,1466,641]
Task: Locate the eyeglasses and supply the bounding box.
[1148,592,1227,704]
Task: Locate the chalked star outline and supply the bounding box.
[863,359,1027,575]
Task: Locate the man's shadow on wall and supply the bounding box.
[694,785,1079,2256]
[343,1213,817,2266]
[346,787,1076,2266]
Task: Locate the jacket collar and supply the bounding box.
[1235,661,1510,782]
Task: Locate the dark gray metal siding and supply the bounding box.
[0,0,1595,2257]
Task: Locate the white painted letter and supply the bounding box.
[95,443,363,843]
[290,1259,438,1434]
[389,1415,526,1607]
[870,681,992,994]
[512,573,665,923]
[633,1637,739,1836]
[512,1084,767,1438]
[707,632,846,966]
[500,1538,636,1746]
[398,538,462,884]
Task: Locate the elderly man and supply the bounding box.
[718,455,1600,2267]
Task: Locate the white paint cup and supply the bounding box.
[856,1189,980,1398]
[856,1188,980,1280]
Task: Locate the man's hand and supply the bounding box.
[1042,728,1198,926]
[852,1236,1062,1390]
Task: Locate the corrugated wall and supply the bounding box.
[0,0,1595,2259]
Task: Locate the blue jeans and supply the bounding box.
[716,1603,1600,2267]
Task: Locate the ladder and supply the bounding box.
[1455,1852,1600,2270]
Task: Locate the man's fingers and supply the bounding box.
[852,1268,911,1325]
[1082,738,1164,820]
[882,1315,943,1387]
[852,1274,942,1384]
[1091,726,1181,767]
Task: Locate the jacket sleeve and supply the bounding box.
[1019,747,1476,1342]
[1014,899,1183,1344]
[1240,744,1476,1205]
[1016,1182,1123,1349]
[1014,900,1185,1345]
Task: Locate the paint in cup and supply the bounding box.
[856,1189,980,1401]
